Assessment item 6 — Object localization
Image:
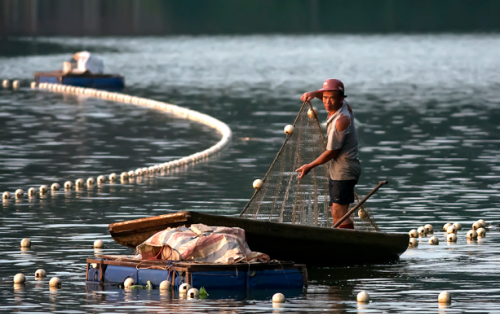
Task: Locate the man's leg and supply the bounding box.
[329,179,356,229]
[330,203,353,228]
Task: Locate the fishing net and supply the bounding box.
[240,102,379,231]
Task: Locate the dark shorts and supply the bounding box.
[329,179,357,206]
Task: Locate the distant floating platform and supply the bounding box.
[35,71,125,89]
[86,255,307,292]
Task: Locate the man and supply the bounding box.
[295,79,361,229]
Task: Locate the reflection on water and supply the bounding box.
[1,34,500,312]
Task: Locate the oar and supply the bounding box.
[332,180,388,228]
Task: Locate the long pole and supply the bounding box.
[332,181,388,228]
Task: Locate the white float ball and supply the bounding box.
[477,219,486,228]
[35,269,46,278]
[120,172,129,180]
[357,291,370,303]
[135,168,143,176]
[453,222,462,231]
[477,227,486,238]
[39,185,48,194]
[253,179,264,190]
[438,291,451,304]
[467,229,478,240]
[472,222,481,230]
[159,280,171,290]
[124,277,134,289]
[31,82,37,89]
[409,238,418,248]
[49,277,61,288]
[64,181,73,189]
[87,177,95,186]
[127,171,135,177]
[187,288,199,299]
[417,226,427,237]
[97,175,106,183]
[2,79,9,88]
[94,239,104,248]
[284,125,295,136]
[272,292,285,303]
[408,229,418,238]
[20,238,31,247]
[307,107,318,119]
[429,236,439,245]
[446,225,457,234]
[424,224,433,234]
[179,283,191,294]
[28,187,36,197]
[12,80,20,89]
[358,208,368,219]
[148,166,155,173]
[443,223,451,231]
[109,173,117,182]
[51,183,60,191]
[141,167,148,173]
[13,273,26,284]
[447,233,457,242]
[2,191,11,199]
[75,179,84,188]
[15,189,23,198]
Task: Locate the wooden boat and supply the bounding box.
[35,70,125,89]
[109,211,409,266]
[86,255,307,292]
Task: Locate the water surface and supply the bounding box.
[1,35,500,313]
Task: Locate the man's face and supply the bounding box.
[322,91,344,112]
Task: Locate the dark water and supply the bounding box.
[1,35,500,312]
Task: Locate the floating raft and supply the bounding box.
[35,70,124,89]
[109,211,409,266]
[86,255,307,292]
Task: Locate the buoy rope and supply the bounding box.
[1,82,232,200]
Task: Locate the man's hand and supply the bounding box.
[295,150,339,179]
[295,164,312,179]
[300,91,320,102]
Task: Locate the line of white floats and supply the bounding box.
[2,82,232,201]
[408,219,488,247]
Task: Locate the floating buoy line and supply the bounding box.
[1,81,232,202]
[408,219,490,246]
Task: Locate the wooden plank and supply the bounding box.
[298,264,308,287]
[87,257,297,272]
[108,212,190,248]
[85,262,90,281]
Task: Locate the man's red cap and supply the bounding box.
[316,79,346,97]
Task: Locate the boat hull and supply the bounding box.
[35,70,125,89]
[109,211,409,266]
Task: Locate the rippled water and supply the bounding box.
[2,35,500,312]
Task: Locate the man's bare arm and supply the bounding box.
[300,91,323,102]
[295,149,339,178]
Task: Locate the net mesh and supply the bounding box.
[241,102,379,231]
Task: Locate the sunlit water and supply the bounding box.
[1,35,500,312]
